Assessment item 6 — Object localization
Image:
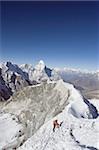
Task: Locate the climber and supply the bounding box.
[53,119,61,132]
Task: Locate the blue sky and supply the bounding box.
[1,1,99,70]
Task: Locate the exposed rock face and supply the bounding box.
[17,82,99,150]
[5,62,31,88]
[0,61,60,100]
[0,68,12,101]
[0,62,33,100]
[0,79,99,150]
[2,80,70,137]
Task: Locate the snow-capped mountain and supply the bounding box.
[0,60,99,101]
[0,76,99,149]
[0,61,98,149]
[4,60,60,83]
[0,61,60,101]
[20,60,60,82]
[55,67,99,83]
[55,67,99,99]
[28,60,51,82]
[55,67,99,74]
[0,62,32,101]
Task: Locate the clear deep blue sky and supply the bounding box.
[1,1,99,70]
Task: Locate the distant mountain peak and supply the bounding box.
[39,60,45,65]
[35,60,45,71]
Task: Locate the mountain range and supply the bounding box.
[0,60,99,101]
[0,60,99,149]
[0,79,99,150]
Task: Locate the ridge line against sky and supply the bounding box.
[1,1,99,71]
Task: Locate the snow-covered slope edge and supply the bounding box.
[0,80,99,150]
[18,99,99,150]
[0,112,27,150]
[18,81,99,150]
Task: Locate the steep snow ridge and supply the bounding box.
[18,98,99,150]
[0,113,26,150]
[54,80,82,106]
[0,60,99,149]
[69,98,99,119]
[90,99,99,113]
[17,81,99,150]
[0,79,99,149]
[69,99,90,119]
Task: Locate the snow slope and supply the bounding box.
[17,81,99,150]
[0,77,99,150]
[18,98,99,150]
[0,112,26,150]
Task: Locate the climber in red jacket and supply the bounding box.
[53,119,60,132]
